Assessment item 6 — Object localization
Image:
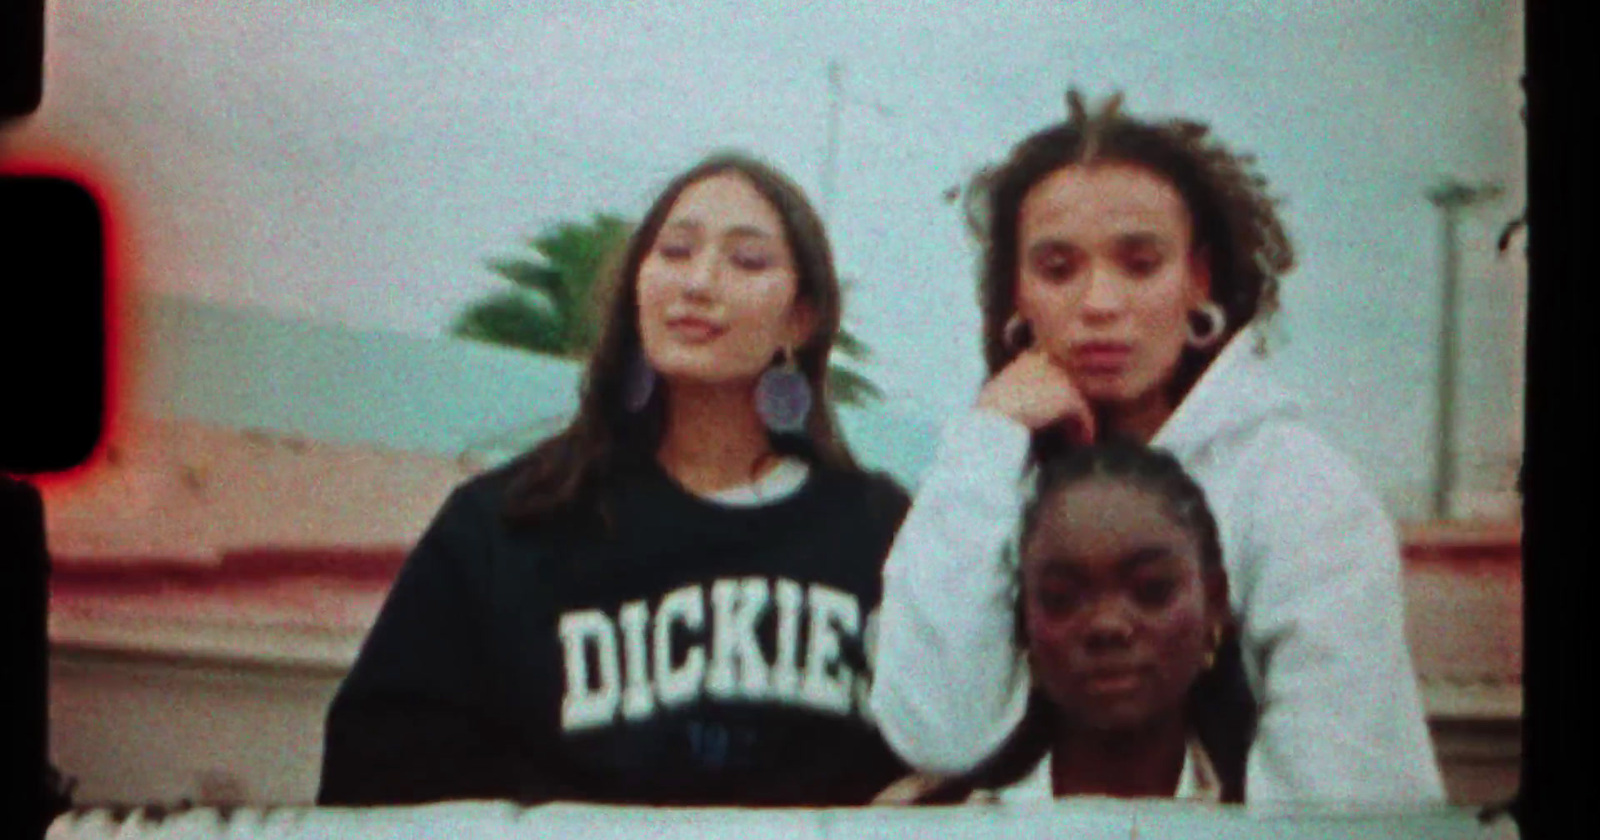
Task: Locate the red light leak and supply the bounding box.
[2,152,128,490]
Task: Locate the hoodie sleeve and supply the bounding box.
[1232,424,1446,807]
[868,410,1036,774]
[318,484,571,806]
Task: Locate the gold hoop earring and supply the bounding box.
[1203,624,1224,670]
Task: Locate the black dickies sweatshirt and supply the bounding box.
[317,458,911,807]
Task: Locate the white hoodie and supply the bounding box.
[868,326,1446,807]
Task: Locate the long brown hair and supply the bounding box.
[967,90,1295,401]
[501,152,859,532]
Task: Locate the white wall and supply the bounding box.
[1447,218,1526,522]
[49,652,341,806]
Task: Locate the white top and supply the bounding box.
[869,325,1445,807]
[701,456,811,506]
[973,735,1222,805]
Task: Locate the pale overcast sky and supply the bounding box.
[16,0,1525,519]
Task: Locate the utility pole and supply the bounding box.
[820,60,893,225]
[822,61,842,223]
[1426,178,1502,520]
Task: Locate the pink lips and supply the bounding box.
[1072,341,1132,374]
[667,316,726,342]
[1081,665,1146,695]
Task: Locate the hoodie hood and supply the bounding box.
[1151,323,1302,462]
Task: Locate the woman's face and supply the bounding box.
[1014,162,1211,408]
[636,172,814,386]
[1020,477,1219,735]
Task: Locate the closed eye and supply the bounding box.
[730,249,775,272]
[1027,242,1081,282]
[657,242,693,260]
[1115,235,1169,278]
[1122,252,1163,276]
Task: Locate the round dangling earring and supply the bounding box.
[623,349,657,413]
[755,346,813,435]
[1002,313,1033,353]
[1203,624,1224,670]
[1186,300,1227,350]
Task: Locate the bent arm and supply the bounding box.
[869,411,1036,774]
[1236,429,1445,807]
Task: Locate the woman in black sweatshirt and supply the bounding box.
[317,152,911,808]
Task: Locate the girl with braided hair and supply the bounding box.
[874,441,1255,805]
[870,90,1443,806]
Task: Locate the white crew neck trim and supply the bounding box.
[700,456,811,507]
[974,734,1221,804]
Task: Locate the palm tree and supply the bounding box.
[451,214,632,359]
[826,295,883,405]
[451,213,883,405]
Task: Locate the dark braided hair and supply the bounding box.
[917,440,1257,804]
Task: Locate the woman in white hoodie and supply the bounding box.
[869,90,1444,807]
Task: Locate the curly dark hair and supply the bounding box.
[965,89,1295,399]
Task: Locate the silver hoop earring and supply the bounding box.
[623,349,657,413]
[1186,301,1227,349]
[755,347,813,435]
[1002,313,1033,353]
